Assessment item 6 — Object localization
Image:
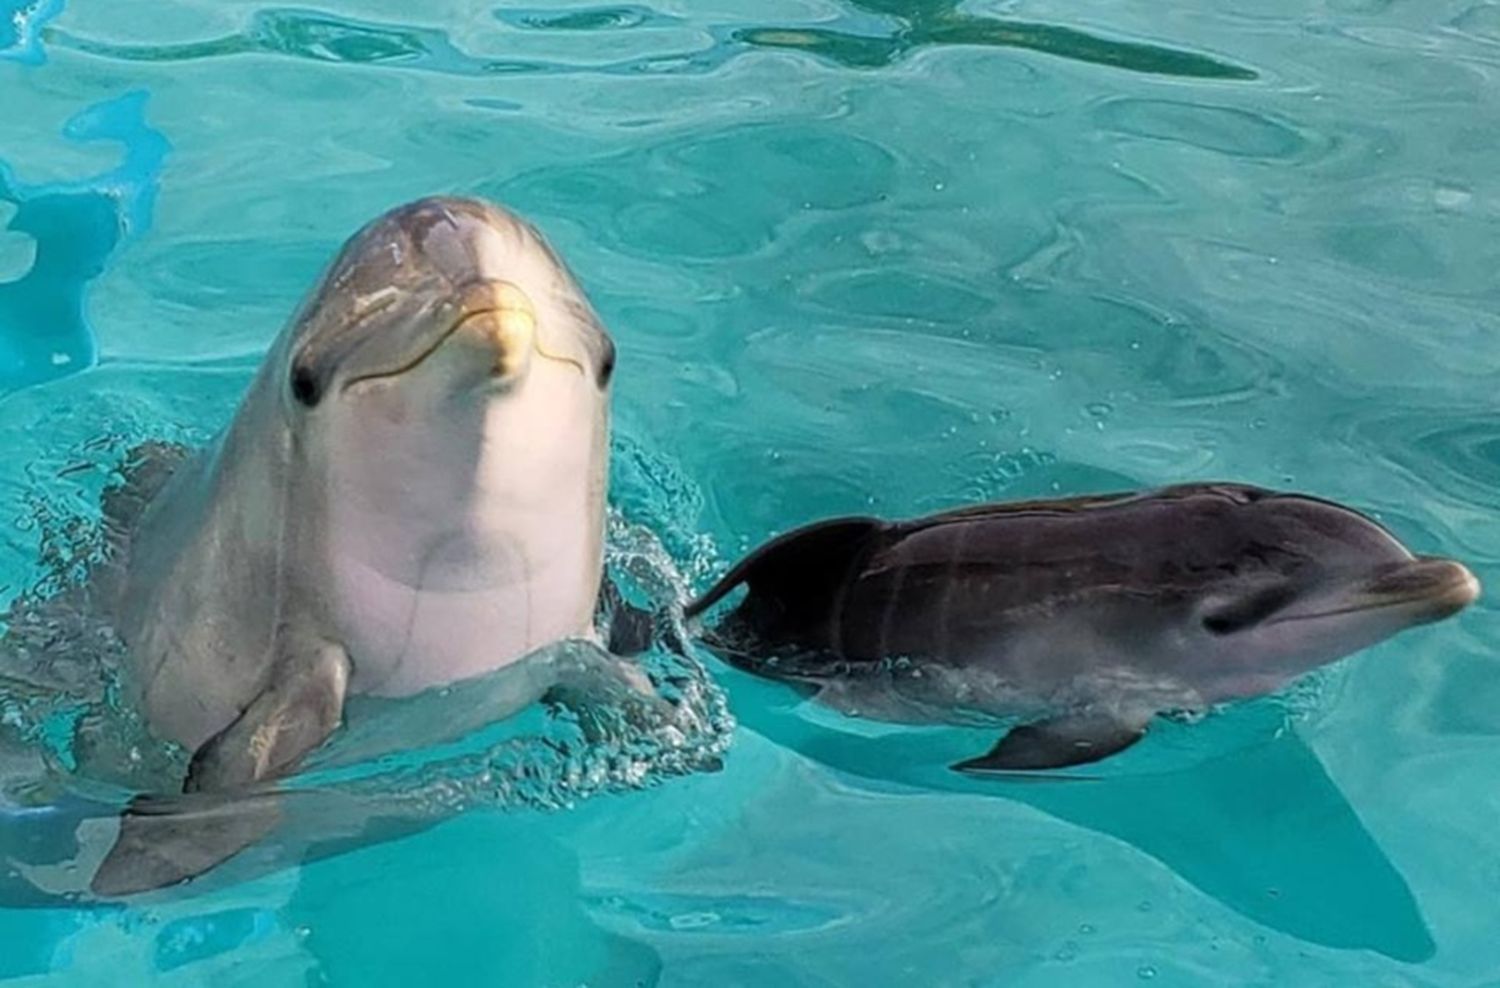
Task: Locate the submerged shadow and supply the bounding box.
[0,787,662,983]
[735,0,1256,79]
[725,668,1435,963]
[0,90,168,392]
[285,812,664,986]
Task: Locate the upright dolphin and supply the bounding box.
[90,196,626,894]
[686,483,1479,772]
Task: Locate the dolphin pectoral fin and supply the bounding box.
[952,711,1151,773]
[89,643,350,897]
[90,790,283,898]
[542,647,675,745]
[598,577,657,657]
[185,641,351,793]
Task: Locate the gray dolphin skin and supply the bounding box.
[90,196,624,895]
[685,483,1480,773]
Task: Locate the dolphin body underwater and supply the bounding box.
[73,196,652,895]
[686,483,1480,772]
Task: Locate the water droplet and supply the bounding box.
[1079,923,1096,935]
[1054,940,1079,961]
[1137,965,1157,980]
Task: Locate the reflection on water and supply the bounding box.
[51,8,506,74]
[0,91,166,392]
[47,2,1254,81]
[0,0,63,63]
[737,0,1256,79]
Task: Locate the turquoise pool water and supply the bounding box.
[3,0,1499,982]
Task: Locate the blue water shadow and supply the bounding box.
[723,667,1436,963]
[0,90,169,392]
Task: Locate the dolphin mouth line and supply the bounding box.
[1266,565,1480,626]
[340,283,585,392]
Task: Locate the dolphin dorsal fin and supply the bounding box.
[684,517,884,621]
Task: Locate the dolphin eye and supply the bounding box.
[1202,613,1245,636]
[597,336,616,388]
[290,364,322,407]
[1201,581,1297,636]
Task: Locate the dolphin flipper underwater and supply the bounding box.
[687,483,1480,772]
[30,196,663,896]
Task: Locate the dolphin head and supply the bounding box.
[280,196,614,412]
[255,197,615,656]
[1188,493,1479,693]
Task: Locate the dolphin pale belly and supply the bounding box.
[687,483,1479,772]
[89,196,629,895]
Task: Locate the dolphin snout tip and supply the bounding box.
[1409,557,1481,619]
[1448,560,1481,608]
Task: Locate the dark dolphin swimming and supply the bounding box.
[685,483,1480,772]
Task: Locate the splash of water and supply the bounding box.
[0,426,733,830]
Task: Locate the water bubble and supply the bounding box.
[1137,965,1157,980]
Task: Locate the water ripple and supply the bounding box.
[47,1,1255,82]
[0,0,62,63]
[0,92,167,393]
[495,5,676,32]
[1093,98,1311,160]
[735,0,1256,78]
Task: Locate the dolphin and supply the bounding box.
[87,196,636,895]
[685,483,1479,772]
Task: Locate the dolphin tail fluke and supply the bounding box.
[953,710,1152,773]
[90,789,282,897]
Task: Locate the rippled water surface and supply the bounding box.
[3,0,1499,983]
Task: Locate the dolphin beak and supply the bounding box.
[451,280,538,380]
[1359,556,1480,622]
[454,279,586,380]
[1274,556,1482,629]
